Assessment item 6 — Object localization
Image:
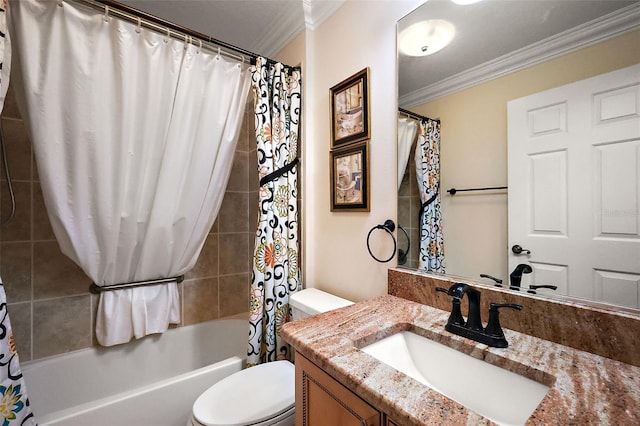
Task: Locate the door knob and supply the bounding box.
[511,244,531,255]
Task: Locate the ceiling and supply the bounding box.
[117,0,638,102]
[398,0,638,105]
[119,0,344,58]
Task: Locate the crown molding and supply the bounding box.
[302,0,345,31]
[253,1,344,58]
[253,4,307,58]
[400,3,640,108]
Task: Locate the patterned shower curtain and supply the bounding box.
[248,58,301,366]
[0,2,36,424]
[415,119,445,272]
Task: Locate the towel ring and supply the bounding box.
[367,219,397,263]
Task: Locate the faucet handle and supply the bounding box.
[435,287,465,326]
[527,285,558,294]
[480,273,503,287]
[484,303,523,339]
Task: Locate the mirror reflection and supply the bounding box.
[397,0,640,310]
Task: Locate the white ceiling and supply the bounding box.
[119,0,344,58]
[398,0,639,105]
[117,0,639,103]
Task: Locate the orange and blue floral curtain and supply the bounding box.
[415,119,445,273]
[248,57,301,366]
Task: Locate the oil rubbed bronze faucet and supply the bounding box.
[436,283,522,348]
[509,264,533,290]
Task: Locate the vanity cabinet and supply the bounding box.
[295,352,385,426]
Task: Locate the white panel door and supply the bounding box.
[508,64,640,308]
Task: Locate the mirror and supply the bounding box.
[397,0,640,310]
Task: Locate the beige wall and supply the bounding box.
[411,29,640,282]
[302,1,422,302]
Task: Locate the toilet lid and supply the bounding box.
[193,360,295,426]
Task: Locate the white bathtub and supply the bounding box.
[21,318,248,426]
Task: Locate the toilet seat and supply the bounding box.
[192,360,295,426]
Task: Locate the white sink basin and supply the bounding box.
[361,331,550,426]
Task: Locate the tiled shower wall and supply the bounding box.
[397,137,420,269]
[0,85,258,361]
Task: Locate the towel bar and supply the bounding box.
[89,275,185,294]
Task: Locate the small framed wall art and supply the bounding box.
[330,141,370,212]
[330,68,370,148]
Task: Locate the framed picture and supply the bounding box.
[330,68,370,148]
[330,141,369,212]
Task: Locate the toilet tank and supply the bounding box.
[289,288,353,320]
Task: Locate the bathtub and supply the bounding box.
[21,317,248,426]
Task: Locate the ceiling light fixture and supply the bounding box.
[399,19,455,57]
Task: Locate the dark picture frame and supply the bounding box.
[330,68,370,148]
[330,141,370,212]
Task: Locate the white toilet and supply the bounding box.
[188,288,353,426]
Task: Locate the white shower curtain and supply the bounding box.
[8,0,251,345]
[397,116,418,189]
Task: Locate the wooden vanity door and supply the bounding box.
[295,353,381,426]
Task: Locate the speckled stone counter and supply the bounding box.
[281,295,640,425]
[388,268,640,367]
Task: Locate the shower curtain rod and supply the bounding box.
[398,107,440,124]
[76,0,292,68]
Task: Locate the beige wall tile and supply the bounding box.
[219,233,248,275]
[185,233,218,280]
[33,242,89,299]
[398,196,410,230]
[226,151,248,192]
[210,217,219,234]
[0,242,31,302]
[247,233,256,273]
[0,181,31,242]
[236,110,250,153]
[7,302,31,361]
[1,86,22,121]
[32,182,55,241]
[219,273,249,317]
[219,192,249,233]
[183,277,219,325]
[398,167,410,197]
[249,191,259,232]
[0,118,31,182]
[33,295,91,359]
[248,149,258,188]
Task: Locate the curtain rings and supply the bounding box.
[366,220,397,263]
[197,39,202,54]
[164,28,170,43]
[135,17,142,33]
[103,5,109,22]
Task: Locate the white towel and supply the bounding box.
[96,282,181,347]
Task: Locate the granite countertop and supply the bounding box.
[281,295,640,425]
